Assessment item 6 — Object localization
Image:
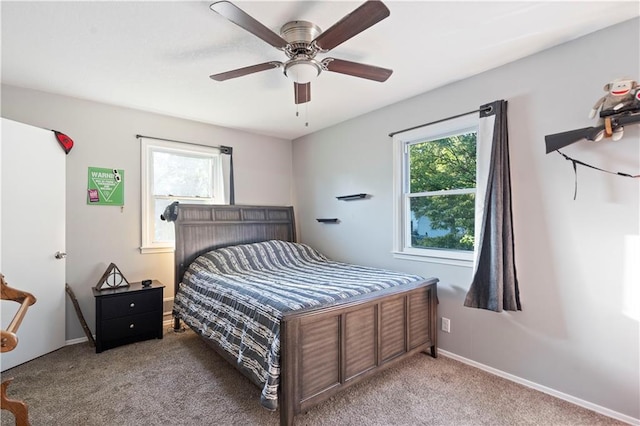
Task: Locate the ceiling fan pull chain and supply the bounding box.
[295,84,299,117]
[305,103,309,127]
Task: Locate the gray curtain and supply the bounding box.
[464,100,521,312]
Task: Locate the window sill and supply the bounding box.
[392,250,474,268]
[140,246,175,255]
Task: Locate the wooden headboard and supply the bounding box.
[173,204,296,294]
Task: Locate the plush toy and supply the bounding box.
[160,201,179,222]
[589,78,639,141]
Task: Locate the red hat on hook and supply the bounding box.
[54,131,74,154]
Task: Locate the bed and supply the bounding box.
[170,204,438,425]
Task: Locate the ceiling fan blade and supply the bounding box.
[210,61,282,81]
[294,82,311,104]
[323,58,392,82]
[312,0,390,52]
[210,1,288,49]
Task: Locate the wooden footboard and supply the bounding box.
[279,278,438,425]
[170,204,439,425]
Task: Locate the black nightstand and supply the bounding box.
[93,280,165,353]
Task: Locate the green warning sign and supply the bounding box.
[87,167,124,206]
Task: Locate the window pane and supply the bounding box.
[409,132,476,193]
[153,151,213,197]
[154,198,175,243]
[410,194,475,251]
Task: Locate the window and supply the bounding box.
[140,138,226,253]
[392,114,478,266]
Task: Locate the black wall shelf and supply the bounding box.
[336,193,368,201]
[316,218,339,223]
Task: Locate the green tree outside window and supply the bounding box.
[407,132,476,251]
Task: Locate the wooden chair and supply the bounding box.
[1,274,36,426]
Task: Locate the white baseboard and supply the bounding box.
[65,336,91,346]
[439,349,639,426]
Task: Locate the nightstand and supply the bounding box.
[93,280,165,353]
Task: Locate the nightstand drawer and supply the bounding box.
[100,289,161,319]
[94,281,165,353]
[100,311,161,341]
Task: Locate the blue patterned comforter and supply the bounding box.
[172,240,424,410]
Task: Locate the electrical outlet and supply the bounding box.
[441,317,451,333]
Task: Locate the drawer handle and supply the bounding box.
[129,323,135,329]
[130,303,135,308]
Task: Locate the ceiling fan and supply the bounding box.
[209,0,393,105]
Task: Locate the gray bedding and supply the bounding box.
[172,240,424,410]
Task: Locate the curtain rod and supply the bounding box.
[135,134,228,152]
[388,105,492,137]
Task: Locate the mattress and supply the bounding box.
[172,239,424,410]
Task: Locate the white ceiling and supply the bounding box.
[2,1,638,140]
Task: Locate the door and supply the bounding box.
[1,117,66,371]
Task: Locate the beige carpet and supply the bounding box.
[0,328,623,425]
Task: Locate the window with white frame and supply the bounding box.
[140,138,226,253]
[392,113,478,266]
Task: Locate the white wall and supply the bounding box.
[1,85,293,342]
[292,19,639,422]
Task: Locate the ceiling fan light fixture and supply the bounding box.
[209,0,393,105]
[284,60,321,84]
